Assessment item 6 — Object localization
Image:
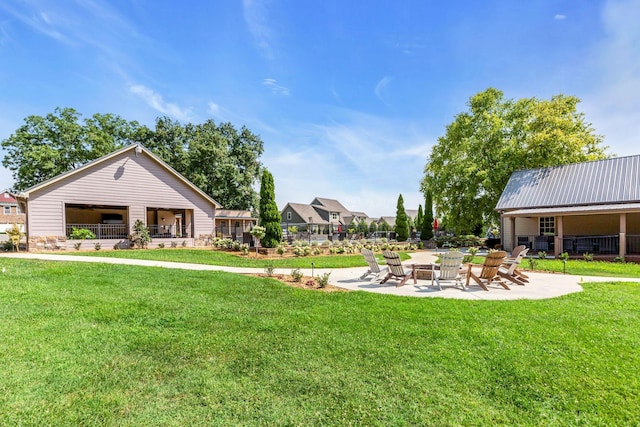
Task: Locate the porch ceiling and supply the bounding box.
[502,202,640,217]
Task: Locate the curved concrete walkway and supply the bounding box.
[3,251,639,300]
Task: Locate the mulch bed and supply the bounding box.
[246,273,348,292]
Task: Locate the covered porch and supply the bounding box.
[502,206,640,258]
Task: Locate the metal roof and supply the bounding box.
[495,155,640,211]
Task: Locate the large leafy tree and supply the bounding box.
[422,88,609,234]
[1,107,145,190]
[258,169,282,248]
[394,194,409,242]
[2,108,264,211]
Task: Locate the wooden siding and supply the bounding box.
[26,150,215,237]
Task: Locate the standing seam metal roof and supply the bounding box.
[495,155,640,211]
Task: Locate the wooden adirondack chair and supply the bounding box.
[380,250,416,287]
[359,248,387,281]
[464,250,510,291]
[498,247,529,286]
[431,251,465,290]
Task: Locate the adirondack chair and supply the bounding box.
[498,247,529,286]
[464,250,510,291]
[359,248,387,281]
[431,251,465,290]
[380,250,416,287]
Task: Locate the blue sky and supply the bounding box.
[0,0,638,218]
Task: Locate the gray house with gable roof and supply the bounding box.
[496,155,640,258]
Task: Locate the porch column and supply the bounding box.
[620,213,627,258]
[509,216,516,252]
[228,219,231,237]
[555,216,564,257]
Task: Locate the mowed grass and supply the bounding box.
[1,259,640,425]
[67,248,410,268]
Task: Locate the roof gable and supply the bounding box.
[311,197,350,214]
[18,144,222,208]
[496,155,640,211]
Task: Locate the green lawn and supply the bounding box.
[67,248,410,268]
[1,258,639,425]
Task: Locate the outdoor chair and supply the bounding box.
[359,248,387,281]
[380,250,416,287]
[464,250,510,291]
[498,247,529,286]
[431,251,465,290]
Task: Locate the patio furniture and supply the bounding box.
[380,250,416,287]
[359,248,387,281]
[464,250,510,291]
[498,247,529,286]
[431,251,465,290]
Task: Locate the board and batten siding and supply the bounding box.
[26,150,216,237]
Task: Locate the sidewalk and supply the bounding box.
[3,251,639,300]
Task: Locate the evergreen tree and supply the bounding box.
[357,219,368,235]
[415,205,424,232]
[421,190,434,240]
[395,194,409,242]
[258,169,282,248]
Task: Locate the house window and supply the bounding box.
[331,212,338,221]
[286,211,292,221]
[3,206,10,215]
[539,217,555,235]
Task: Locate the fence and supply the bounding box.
[66,223,128,239]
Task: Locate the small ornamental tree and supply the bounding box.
[258,169,282,248]
[250,225,265,256]
[6,223,24,252]
[395,194,409,242]
[368,221,378,234]
[422,189,434,240]
[379,219,389,233]
[129,219,151,249]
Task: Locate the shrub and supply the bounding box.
[170,241,177,248]
[70,228,96,240]
[614,256,625,263]
[264,264,275,276]
[158,243,165,249]
[182,240,187,248]
[277,244,286,256]
[129,220,151,249]
[74,242,82,251]
[537,251,547,260]
[527,258,538,270]
[583,252,594,262]
[94,242,101,251]
[291,268,303,282]
[557,252,569,262]
[6,223,24,251]
[316,272,331,288]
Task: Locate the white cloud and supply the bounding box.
[581,0,640,156]
[262,78,290,96]
[261,109,433,217]
[554,14,566,20]
[243,0,275,60]
[129,84,192,122]
[207,102,220,116]
[374,76,392,105]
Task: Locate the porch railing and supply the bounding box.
[66,224,128,239]
[148,224,190,238]
[627,235,640,255]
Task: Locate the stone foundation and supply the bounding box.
[28,235,67,251]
